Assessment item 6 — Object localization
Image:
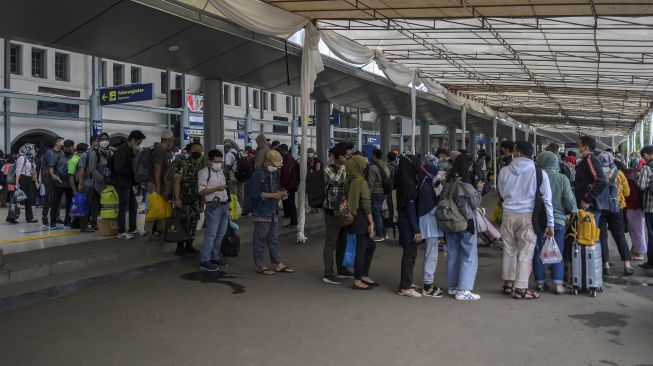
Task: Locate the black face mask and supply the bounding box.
[190,152,202,160]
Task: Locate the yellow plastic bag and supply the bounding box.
[146,193,172,222]
[492,205,503,223]
[229,194,242,221]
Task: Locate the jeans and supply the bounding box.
[626,209,647,255]
[354,234,375,280]
[200,203,229,263]
[323,211,347,276]
[446,229,478,291]
[117,185,137,234]
[252,220,282,269]
[282,190,297,225]
[644,212,653,265]
[423,237,439,285]
[533,223,565,285]
[371,193,386,237]
[598,209,631,262]
[50,186,72,226]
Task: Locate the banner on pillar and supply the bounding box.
[92,120,102,136]
[183,128,190,141]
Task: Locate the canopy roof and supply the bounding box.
[253,0,653,136]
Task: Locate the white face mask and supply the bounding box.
[133,144,142,153]
[99,141,110,148]
[267,165,278,173]
[307,153,314,158]
[212,162,222,171]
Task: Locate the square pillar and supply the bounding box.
[448,126,457,151]
[420,120,430,158]
[316,101,331,163]
[203,79,224,151]
[380,114,392,154]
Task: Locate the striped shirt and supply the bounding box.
[637,162,653,212]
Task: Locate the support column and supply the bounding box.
[356,108,363,151]
[492,117,498,187]
[203,79,224,151]
[380,114,392,154]
[469,130,477,156]
[511,125,516,141]
[448,126,457,151]
[290,96,297,157]
[90,56,102,138]
[315,101,330,164]
[533,128,537,153]
[524,128,529,142]
[640,122,645,149]
[245,86,252,149]
[460,105,467,152]
[4,38,11,152]
[611,136,615,151]
[181,74,189,146]
[165,71,171,130]
[420,120,430,158]
[649,114,653,146]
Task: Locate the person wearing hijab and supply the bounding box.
[395,154,423,298]
[345,155,377,290]
[254,134,270,171]
[534,152,577,294]
[417,158,444,297]
[597,151,635,275]
[10,143,38,224]
[443,153,483,301]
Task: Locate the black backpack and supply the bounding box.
[232,151,253,182]
[306,169,325,208]
[375,162,393,195]
[132,147,153,183]
[221,224,240,257]
[532,168,548,236]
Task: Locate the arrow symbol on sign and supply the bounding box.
[101,94,107,101]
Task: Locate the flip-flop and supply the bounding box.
[256,268,275,276]
[513,289,540,300]
[275,266,295,273]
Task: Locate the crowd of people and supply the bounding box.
[1,131,651,300]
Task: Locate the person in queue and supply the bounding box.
[41,136,64,226]
[418,155,444,298]
[198,149,229,272]
[636,145,653,269]
[367,148,390,241]
[114,130,146,239]
[145,130,174,241]
[12,143,38,224]
[395,154,422,298]
[624,168,646,261]
[575,136,608,224]
[533,151,577,295]
[173,142,204,255]
[48,140,76,230]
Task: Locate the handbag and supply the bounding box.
[7,194,20,220]
[13,188,27,203]
[70,192,89,217]
[540,236,563,264]
[337,198,354,226]
[164,216,191,243]
[342,234,357,268]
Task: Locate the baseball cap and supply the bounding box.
[266,150,283,167]
[161,130,174,139]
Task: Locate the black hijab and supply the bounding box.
[395,154,419,210]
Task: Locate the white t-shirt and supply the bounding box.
[224,150,238,180]
[198,167,228,202]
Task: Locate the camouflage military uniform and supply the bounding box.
[174,157,203,240]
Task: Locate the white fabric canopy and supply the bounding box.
[320,30,375,65]
[208,0,307,37]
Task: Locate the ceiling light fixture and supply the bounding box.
[168,45,179,52]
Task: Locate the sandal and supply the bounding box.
[502,285,513,295]
[256,267,275,276]
[275,266,295,273]
[513,289,540,300]
[553,286,565,295]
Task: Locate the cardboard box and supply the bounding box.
[97,218,118,236]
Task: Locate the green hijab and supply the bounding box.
[345,155,370,215]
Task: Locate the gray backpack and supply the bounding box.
[435,179,468,233]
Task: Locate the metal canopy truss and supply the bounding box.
[263,0,653,136]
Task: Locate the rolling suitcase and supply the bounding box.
[570,242,603,297]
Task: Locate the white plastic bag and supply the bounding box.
[540,236,563,264]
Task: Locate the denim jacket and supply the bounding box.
[250,168,280,218]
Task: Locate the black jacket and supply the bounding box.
[574,153,607,209]
[113,143,135,187]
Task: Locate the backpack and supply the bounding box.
[220,224,241,257]
[100,185,119,219]
[5,163,15,185]
[532,168,548,236]
[132,147,153,183]
[566,210,600,246]
[559,161,574,181]
[306,169,325,208]
[163,160,180,200]
[232,151,253,182]
[375,162,393,195]
[435,179,468,233]
[606,168,620,213]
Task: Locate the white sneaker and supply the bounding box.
[397,288,423,298]
[128,229,145,237]
[447,287,459,296]
[117,233,135,240]
[455,290,481,301]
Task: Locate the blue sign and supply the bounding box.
[100,83,154,105]
[183,128,190,141]
[237,121,245,131]
[92,120,102,136]
[366,135,380,144]
[329,115,341,126]
[238,132,252,143]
